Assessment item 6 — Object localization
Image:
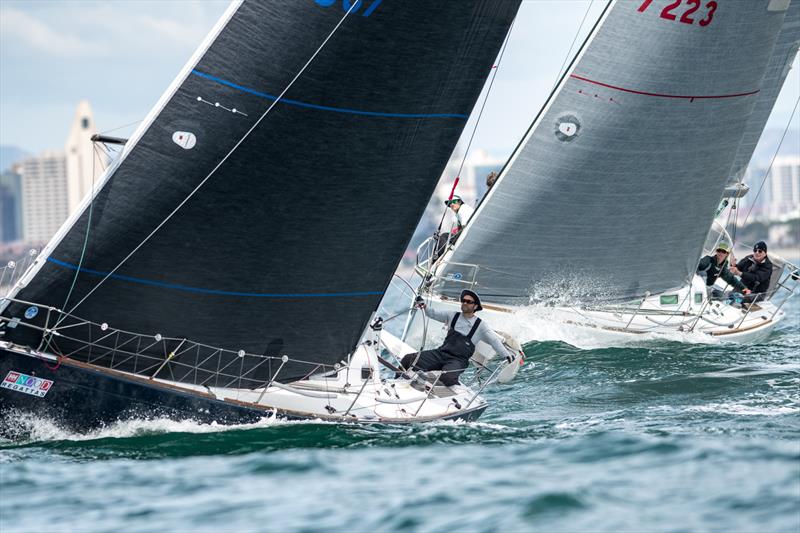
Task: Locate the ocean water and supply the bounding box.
[1,299,798,532]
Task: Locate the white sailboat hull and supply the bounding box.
[412,276,786,349]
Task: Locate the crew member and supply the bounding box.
[434,195,475,257]
[400,289,515,387]
[729,241,773,301]
[696,242,749,298]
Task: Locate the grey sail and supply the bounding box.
[2,0,521,385]
[442,0,790,304]
[728,1,800,184]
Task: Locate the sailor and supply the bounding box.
[696,242,749,298]
[435,195,475,257]
[400,289,515,387]
[486,171,498,190]
[444,195,475,238]
[729,241,773,301]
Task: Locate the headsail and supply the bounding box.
[728,1,800,184]
[441,0,791,304]
[2,0,521,384]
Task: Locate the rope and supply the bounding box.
[64,3,360,317]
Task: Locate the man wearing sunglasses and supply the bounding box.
[729,241,773,302]
[400,289,515,388]
[696,242,749,298]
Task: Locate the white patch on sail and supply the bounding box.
[172,131,197,150]
[555,114,581,142]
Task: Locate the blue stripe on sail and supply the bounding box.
[191,70,469,119]
[47,257,383,298]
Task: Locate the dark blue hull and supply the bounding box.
[0,348,306,434]
[0,348,485,435]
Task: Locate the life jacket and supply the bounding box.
[439,312,481,360]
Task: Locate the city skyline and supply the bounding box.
[3,1,797,162]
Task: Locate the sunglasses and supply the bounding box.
[753,249,766,254]
[716,249,729,254]
[461,299,476,304]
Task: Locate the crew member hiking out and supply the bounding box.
[400,289,515,387]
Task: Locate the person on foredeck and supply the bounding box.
[434,195,475,258]
[399,289,515,388]
[696,242,750,298]
[729,241,773,301]
[445,195,474,239]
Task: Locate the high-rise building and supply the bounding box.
[65,100,104,213]
[765,156,800,220]
[19,152,69,245]
[16,101,106,246]
[740,156,800,222]
[0,171,23,242]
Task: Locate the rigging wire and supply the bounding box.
[44,141,106,347]
[98,119,142,136]
[63,3,360,317]
[430,16,518,253]
[739,95,800,231]
[551,0,595,91]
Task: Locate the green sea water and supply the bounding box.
[1,299,798,532]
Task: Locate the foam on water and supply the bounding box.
[685,402,800,416]
[503,304,720,349]
[0,410,329,446]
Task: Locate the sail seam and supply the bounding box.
[570,75,760,100]
[47,258,382,298]
[191,70,469,119]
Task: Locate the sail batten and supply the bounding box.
[443,0,791,304]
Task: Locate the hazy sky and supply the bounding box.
[1,0,798,164]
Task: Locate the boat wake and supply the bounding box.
[503,305,720,349]
[0,409,321,446]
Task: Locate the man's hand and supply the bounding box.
[743,288,751,295]
[729,266,741,275]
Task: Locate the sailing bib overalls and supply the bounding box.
[401,313,481,387]
[440,313,481,360]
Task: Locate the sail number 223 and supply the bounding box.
[637,0,717,27]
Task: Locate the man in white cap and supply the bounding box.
[444,195,474,240]
[400,289,515,387]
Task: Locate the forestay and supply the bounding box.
[442,0,790,304]
[1,0,521,384]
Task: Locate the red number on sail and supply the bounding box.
[660,0,682,20]
[699,1,717,27]
[680,0,701,24]
[637,0,654,12]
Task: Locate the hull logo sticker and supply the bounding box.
[172,131,197,150]
[1,371,54,397]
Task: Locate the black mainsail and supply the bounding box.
[2,0,521,384]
